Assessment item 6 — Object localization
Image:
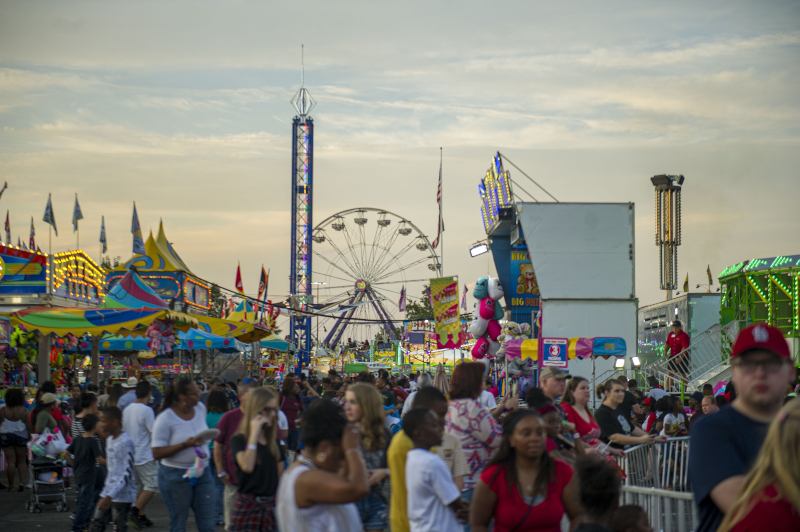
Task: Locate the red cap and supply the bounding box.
[643,397,653,407]
[731,324,790,359]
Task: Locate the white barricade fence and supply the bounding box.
[621,486,696,532]
[615,437,695,532]
[620,436,691,492]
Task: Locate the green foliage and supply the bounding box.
[405,285,433,321]
[100,255,122,271]
[209,284,224,318]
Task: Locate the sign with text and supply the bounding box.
[509,249,540,310]
[542,338,568,367]
[430,276,461,349]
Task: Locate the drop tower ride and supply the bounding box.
[289,47,316,372]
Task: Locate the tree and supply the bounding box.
[405,285,434,321]
[209,284,223,318]
[100,255,122,271]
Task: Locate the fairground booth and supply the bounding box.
[1,221,271,394]
[473,153,634,390]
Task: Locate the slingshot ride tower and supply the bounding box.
[651,174,685,300]
[289,50,316,372]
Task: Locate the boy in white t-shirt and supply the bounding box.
[404,408,468,532]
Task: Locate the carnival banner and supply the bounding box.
[510,250,540,309]
[430,276,461,349]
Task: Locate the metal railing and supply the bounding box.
[620,436,690,491]
[639,321,742,392]
[621,486,696,532]
[616,437,696,532]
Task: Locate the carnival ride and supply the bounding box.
[719,254,800,339]
[311,208,440,348]
[107,221,211,315]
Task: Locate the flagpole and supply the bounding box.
[439,147,443,278]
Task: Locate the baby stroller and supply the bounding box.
[26,455,70,513]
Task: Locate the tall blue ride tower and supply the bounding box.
[289,50,315,373]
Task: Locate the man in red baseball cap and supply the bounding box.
[688,323,796,532]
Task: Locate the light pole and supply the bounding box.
[311,282,326,351]
[651,174,685,300]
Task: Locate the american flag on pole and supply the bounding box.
[398,285,407,312]
[432,156,444,249]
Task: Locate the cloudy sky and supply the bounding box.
[1,1,799,333]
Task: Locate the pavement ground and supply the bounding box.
[0,471,205,531]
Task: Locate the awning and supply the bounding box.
[102,269,168,309]
[194,315,271,342]
[68,328,247,355]
[343,363,369,373]
[504,337,626,361]
[260,333,289,352]
[10,306,198,337]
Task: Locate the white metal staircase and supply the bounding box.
[640,321,742,393]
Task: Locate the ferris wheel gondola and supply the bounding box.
[312,208,440,349]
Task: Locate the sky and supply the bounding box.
[1,1,799,336]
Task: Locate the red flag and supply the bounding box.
[235,262,245,295]
[432,154,444,248]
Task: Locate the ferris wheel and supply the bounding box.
[311,207,440,348]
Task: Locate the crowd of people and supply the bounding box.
[0,322,798,532]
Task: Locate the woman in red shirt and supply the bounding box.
[470,410,580,532]
[559,377,601,446]
[718,399,800,532]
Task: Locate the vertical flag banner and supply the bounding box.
[29,217,35,250]
[131,202,145,255]
[5,210,10,243]
[460,284,468,312]
[430,276,461,349]
[431,155,444,249]
[43,193,57,236]
[235,262,245,295]
[398,285,407,312]
[257,266,269,318]
[683,274,689,293]
[234,263,246,320]
[72,193,84,232]
[100,216,107,253]
[706,265,713,287]
[0,181,7,201]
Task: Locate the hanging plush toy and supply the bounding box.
[182,447,208,485]
[470,276,505,362]
[10,326,37,363]
[507,357,533,379]
[51,369,67,387]
[497,322,531,360]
